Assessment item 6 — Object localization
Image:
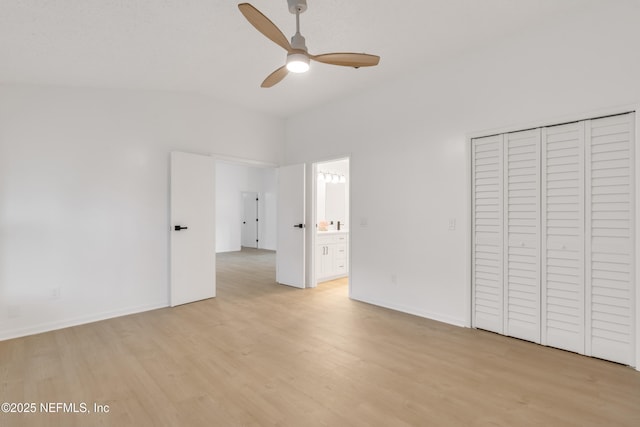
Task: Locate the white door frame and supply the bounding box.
[311,156,351,292]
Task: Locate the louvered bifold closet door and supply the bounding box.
[541,122,585,353]
[472,135,504,334]
[504,129,541,343]
[586,113,635,365]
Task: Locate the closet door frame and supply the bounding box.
[634,111,640,371]
[467,104,640,371]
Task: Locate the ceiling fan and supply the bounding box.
[238,0,380,88]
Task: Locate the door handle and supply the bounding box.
[174,225,188,231]
[293,224,305,228]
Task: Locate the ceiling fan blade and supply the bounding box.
[310,53,380,68]
[261,66,289,88]
[238,3,292,52]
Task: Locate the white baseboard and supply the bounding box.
[216,247,241,253]
[350,294,467,328]
[0,302,168,341]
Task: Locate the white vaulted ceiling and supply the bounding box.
[0,0,606,117]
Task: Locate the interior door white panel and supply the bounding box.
[276,163,306,288]
[504,129,541,343]
[542,122,585,353]
[170,151,216,307]
[586,113,635,365]
[472,134,504,334]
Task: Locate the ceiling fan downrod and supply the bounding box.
[287,6,309,72]
[290,6,307,51]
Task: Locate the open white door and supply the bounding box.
[170,152,216,306]
[276,163,306,288]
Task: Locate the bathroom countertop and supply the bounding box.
[316,230,349,235]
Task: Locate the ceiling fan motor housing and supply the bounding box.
[290,32,307,51]
[287,0,307,14]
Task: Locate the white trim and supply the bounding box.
[310,161,318,288]
[347,155,353,300]
[0,302,168,341]
[633,111,640,371]
[502,134,509,335]
[541,127,548,346]
[467,104,638,140]
[351,294,467,328]
[214,154,279,169]
[464,136,472,327]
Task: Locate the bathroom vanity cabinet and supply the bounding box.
[315,231,348,282]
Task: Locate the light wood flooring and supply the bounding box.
[1,248,639,426]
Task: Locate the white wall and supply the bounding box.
[0,84,284,340]
[285,0,640,336]
[216,161,277,252]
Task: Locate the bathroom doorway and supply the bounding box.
[312,158,350,288]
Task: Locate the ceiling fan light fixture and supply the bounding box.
[286,52,310,73]
[238,2,380,87]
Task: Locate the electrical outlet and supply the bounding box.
[51,287,61,299]
[448,218,456,231]
[391,274,397,285]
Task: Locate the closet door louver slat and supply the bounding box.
[542,122,585,353]
[472,135,504,334]
[586,113,635,365]
[505,129,541,343]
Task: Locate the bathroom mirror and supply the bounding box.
[325,183,346,225]
[316,158,349,231]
